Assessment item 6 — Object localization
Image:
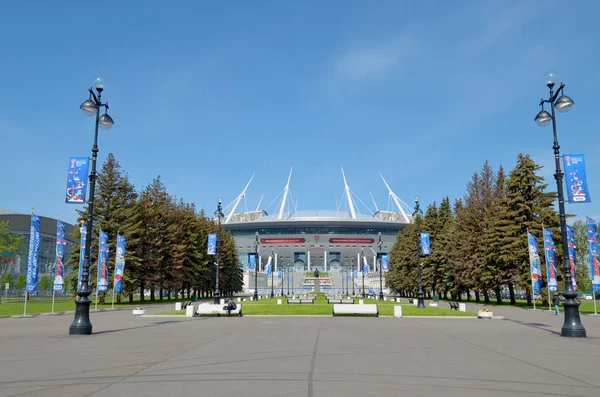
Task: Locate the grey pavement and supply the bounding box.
[1,304,599,397]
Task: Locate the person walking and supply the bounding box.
[552,293,560,315]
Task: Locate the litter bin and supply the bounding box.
[433,295,439,302]
[191,296,197,302]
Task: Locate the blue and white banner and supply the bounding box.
[542,228,558,293]
[53,220,66,291]
[420,232,431,255]
[66,157,89,204]
[78,225,86,290]
[563,154,591,203]
[113,234,126,293]
[284,273,288,281]
[97,230,109,292]
[566,225,577,290]
[278,270,282,279]
[343,274,346,282]
[363,264,369,274]
[381,254,389,270]
[248,254,256,270]
[207,233,216,255]
[25,213,41,293]
[267,264,272,275]
[527,231,543,293]
[354,270,358,278]
[586,217,600,292]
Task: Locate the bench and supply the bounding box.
[449,302,459,310]
[327,298,342,304]
[332,304,378,317]
[196,304,243,317]
[288,299,314,304]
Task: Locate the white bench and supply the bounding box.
[333,304,378,317]
[196,304,243,317]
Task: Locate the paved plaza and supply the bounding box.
[1,305,599,397]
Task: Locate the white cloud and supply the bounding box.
[333,35,417,80]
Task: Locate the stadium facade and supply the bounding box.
[221,169,414,294]
[0,209,77,282]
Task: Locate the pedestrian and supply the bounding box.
[552,293,560,315]
[226,298,237,317]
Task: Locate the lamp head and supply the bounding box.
[554,94,574,113]
[94,76,106,92]
[544,71,557,88]
[80,99,98,116]
[535,109,552,126]
[217,197,222,205]
[98,112,114,130]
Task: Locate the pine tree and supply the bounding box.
[434,197,454,299]
[421,202,439,297]
[495,153,560,304]
[572,220,591,292]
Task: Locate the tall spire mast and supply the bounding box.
[225,173,254,223]
[341,167,357,219]
[379,173,410,223]
[277,167,293,220]
[370,192,379,212]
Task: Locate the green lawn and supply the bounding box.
[151,294,475,316]
[446,298,600,314]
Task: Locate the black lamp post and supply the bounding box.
[291,270,294,295]
[287,266,290,296]
[377,232,384,301]
[361,249,365,298]
[213,199,224,304]
[351,258,355,296]
[534,72,586,337]
[413,197,425,308]
[253,232,259,301]
[69,77,114,336]
[270,248,275,298]
[281,264,284,296]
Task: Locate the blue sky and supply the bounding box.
[1,0,599,225]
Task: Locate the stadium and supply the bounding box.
[221,169,415,295]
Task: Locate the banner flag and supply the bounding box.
[65,157,89,204]
[420,232,431,255]
[566,225,577,290]
[542,228,558,293]
[527,231,543,293]
[343,274,346,282]
[25,213,41,293]
[278,270,282,279]
[248,253,256,270]
[267,264,272,275]
[354,270,358,278]
[364,264,369,274]
[113,234,126,293]
[207,233,216,255]
[563,154,591,203]
[381,254,389,270]
[97,230,109,292]
[53,220,66,291]
[78,225,87,290]
[586,217,600,292]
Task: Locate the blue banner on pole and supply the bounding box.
[278,270,282,279]
[66,157,89,204]
[207,233,216,255]
[527,231,543,293]
[97,230,109,292]
[542,228,557,293]
[53,220,65,291]
[420,232,431,255]
[586,217,600,292]
[267,264,272,275]
[563,154,591,203]
[248,254,256,270]
[25,213,41,293]
[354,270,358,278]
[364,264,368,274]
[381,254,389,270]
[114,234,126,293]
[566,225,577,290]
[78,225,86,291]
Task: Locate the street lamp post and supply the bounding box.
[287,266,290,296]
[270,248,275,298]
[535,72,586,337]
[281,264,284,296]
[213,199,224,304]
[69,77,114,336]
[291,270,294,295]
[362,249,365,298]
[351,258,355,296]
[413,198,425,308]
[377,232,384,301]
[254,232,259,301]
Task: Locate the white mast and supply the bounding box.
[277,168,293,220]
[341,167,357,219]
[255,193,264,211]
[225,174,254,223]
[379,173,410,223]
[370,192,379,212]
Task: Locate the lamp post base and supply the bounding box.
[213,292,220,304]
[417,290,425,308]
[561,298,587,337]
[253,291,258,301]
[69,296,92,335]
[379,291,384,301]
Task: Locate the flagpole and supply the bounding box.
[592,292,598,316]
[95,290,98,311]
[527,229,539,310]
[112,287,115,309]
[23,291,27,316]
[52,290,55,314]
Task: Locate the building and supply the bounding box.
[221,169,413,294]
[0,209,77,281]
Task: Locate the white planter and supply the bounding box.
[478,310,493,319]
[459,303,466,312]
[132,308,145,316]
[359,299,364,305]
[175,302,182,311]
[185,305,195,317]
[277,299,282,305]
[429,302,438,307]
